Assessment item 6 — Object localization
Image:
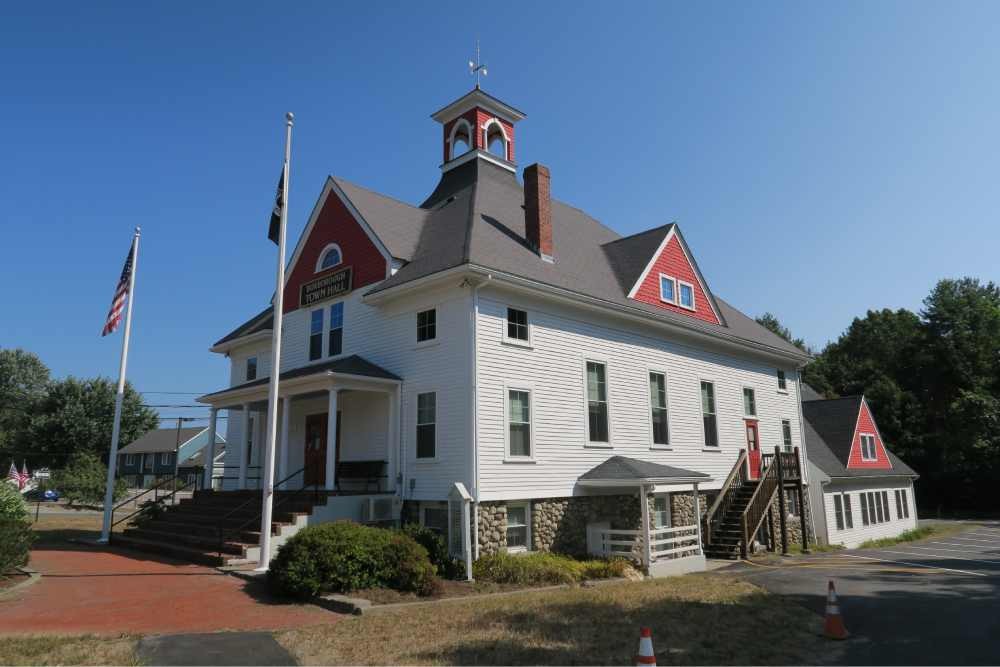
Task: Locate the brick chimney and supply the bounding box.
[524,163,553,261]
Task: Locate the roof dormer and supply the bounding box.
[431,88,526,173]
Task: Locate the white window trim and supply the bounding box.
[161,452,174,466]
[776,369,789,394]
[503,383,536,463]
[647,368,672,450]
[327,300,346,359]
[414,306,440,349]
[651,493,672,530]
[124,454,136,466]
[658,273,678,305]
[448,118,474,160]
[501,305,533,348]
[842,492,854,529]
[314,243,344,272]
[245,356,258,382]
[677,279,696,311]
[505,501,531,553]
[741,385,758,418]
[699,378,719,449]
[583,357,613,448]
[860,433,877,461]
[780,417,794,452]
[309,308,325,362]
[482,117,510,160]
[414,389,439,464]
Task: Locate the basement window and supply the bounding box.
[506,502,530,551]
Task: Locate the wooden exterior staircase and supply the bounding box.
[703,447,809,559]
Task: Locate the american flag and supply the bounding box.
[101,245,134,336]
[7,462,25,490]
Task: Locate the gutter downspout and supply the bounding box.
[795,369,819,544]
[469,276,490,560]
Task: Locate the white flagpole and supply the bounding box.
[257,112,293,571]
[99,227,141,543]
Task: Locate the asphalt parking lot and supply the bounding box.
[730,521,1000,665]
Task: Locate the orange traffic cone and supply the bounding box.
[823,580,849,640]
[635,627,656,666]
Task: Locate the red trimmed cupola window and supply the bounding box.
[629,231,721,325]
[846,398,893,470]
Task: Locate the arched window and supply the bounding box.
[316,243,343,272]
[484,119,508,160]
[449,118,473,160]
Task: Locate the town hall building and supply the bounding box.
[115,86,829,571]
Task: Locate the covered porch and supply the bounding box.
[197,356,402,496]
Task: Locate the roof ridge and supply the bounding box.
[601,222,674,248]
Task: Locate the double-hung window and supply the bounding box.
[416,392,436,459]
[777,369,787,391]
[246,356,257,382]
[507,389,532,458]
[701,381,719,447]
[416,308,436,343]
[124,454,136,466]
[895,490,903,520]
[900,489,910,518]
[860,493,870,526]
[328,302,344,356]
[585,361,609,444]
[161,452,174,466]
[678,281,695,310]
[506,307,529,342]
[649,372,669,446]
[834,495,845,530]
[873,492,884,523]
[652,495,671,529]
[506,503,530,551]
[881,491,890,520]
[143,454,153,471]
[781,419,793,452]
[309,310,323,361]
[860,434,877,461]
[742,387,757,417]
[659,275,676,303]
[842,494,854,528]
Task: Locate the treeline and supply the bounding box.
[760,277,1000,514]
[0,349,158,468]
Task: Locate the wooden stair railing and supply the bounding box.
[739,447,784,559]
[703,449,747,546]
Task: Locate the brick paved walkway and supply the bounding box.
[0,546,337,635]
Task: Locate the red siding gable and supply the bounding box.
[846,399,893,470]
[282,189,387,314]
[630,233,721,325]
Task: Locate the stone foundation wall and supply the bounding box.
[477,502,508,555]
[532,495,642,556]
[764,487,814,550]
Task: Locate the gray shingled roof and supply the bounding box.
[579,456,710,483]
[802,397,918,479]
[214,307,273,348]
[120,428,206,454]
[216,156,812,359]
[200,355,400,400]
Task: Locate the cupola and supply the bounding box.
[430,88,526,173]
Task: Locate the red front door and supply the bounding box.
[745,420,761,479]
[304,413,327,487]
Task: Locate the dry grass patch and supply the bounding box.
[858,523,965,549]
[277,573,829,666]
[0,635,138,666]
[29,514,106,546]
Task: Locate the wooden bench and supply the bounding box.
[336,460,388,492]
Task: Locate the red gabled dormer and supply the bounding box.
[846,397,893,470]
[626,226,722,325]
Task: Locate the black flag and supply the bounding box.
[268,167,285,245]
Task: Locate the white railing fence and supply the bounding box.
[587,523,702,562]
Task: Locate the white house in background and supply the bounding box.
[801,385,919,548]
[147,85,820,570]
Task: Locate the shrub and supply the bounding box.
[50,452,127,506]
[472,551,632,585]
[0,483,28,522]
[401,523,464,580]
[268,521,436,598]
[0,520,34,575]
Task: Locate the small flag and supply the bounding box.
[101,245,135,336]
[268,167,285,245]
[20,461,30,486]
[7,462,23,490]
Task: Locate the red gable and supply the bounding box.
[282,184,388,314]
[628,231,721,325]
[846,398,893,470]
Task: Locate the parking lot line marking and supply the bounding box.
[930,537,1000,546]
[881,548,1000,565]
[929,541,1000,550]
[841,553,988,577]
[906,545,996,555]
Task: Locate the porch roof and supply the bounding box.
[579,456,712,487]
[197,355,401,403]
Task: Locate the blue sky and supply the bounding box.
[2,1,997,426]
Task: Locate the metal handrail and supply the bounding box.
[703,449,747,545]
[109,474,198,535]
[215,465,322,559]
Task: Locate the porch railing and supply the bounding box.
[588,524,702,562]
[739,450,781,559]
[703,448,748,546]
[209,465,261,491]
[760,449,802,482]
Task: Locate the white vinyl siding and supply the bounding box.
[822,479,918,548]
[474,290,807,499]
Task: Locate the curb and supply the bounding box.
[0,567,41,600]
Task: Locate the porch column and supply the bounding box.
[203,408,218,490]
[278,395,291,489]
[238,403,250,489]
[692,482,703,556]
[640,484,652,572]
[326,387,339,491]
[386,387,399,493]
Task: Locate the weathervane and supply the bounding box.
[469,39,487,88]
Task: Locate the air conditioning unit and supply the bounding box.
[360,497,397,523]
